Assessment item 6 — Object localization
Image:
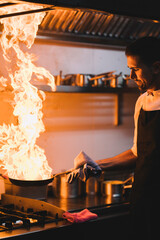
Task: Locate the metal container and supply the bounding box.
[4,179,48,200]
[62,73,93,87]
[101,176,133,198]
[110,76,117,88]
[101,180,124,198]
[52,174,82,198]
[75,74,93,87]
[86,177,100,195]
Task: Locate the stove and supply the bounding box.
[0,193,65,240]
[0,192,131,240]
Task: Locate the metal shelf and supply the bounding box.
[54,86,138,93]
[35,85,138,94]
[35,85,138,127]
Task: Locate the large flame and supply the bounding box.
[0,3,55,180]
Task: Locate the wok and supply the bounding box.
[2,169,72,187]
[8,175,54,187]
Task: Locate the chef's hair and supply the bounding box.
[125,37,160,66]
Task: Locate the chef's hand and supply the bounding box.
[67,163,102,183]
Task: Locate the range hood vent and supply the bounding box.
[0,1,160,47]
[38,8,160,47]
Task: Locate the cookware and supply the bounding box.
[8,175,54,187]
[89,71,121,87]
[4,169,72,188]
[61,74,93,87]
[4,178,49,200]
[52,173,82,198]
[89,71,115,81]
[101,176,133,198]
[75,73,93,87]
[86,177,100,195]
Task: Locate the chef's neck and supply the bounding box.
[148,76,160,91]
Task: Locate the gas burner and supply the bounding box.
[0,194,64,232]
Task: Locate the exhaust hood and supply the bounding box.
[0,1,160,47]
[16,1,160,21]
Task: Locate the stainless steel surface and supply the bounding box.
[0,192,130,239]
[1,193,65,217]
[38,8,160,47]
[0,1,54,19]
[0,1,160,47]
[0,193,65,239]
[16,0,160,21]
[4,179,48,200]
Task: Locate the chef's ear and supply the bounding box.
[152,61,160,74]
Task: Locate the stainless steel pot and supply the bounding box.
[101,180,124,198]
[86,177,100,195]
[101,176,133,198]
[52,174,82,198]
[75,73,93,87]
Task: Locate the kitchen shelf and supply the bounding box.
[36,85,138,94]
[36,85,139,126]
[55,86,138,93]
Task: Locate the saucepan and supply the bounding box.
[52,169,83,199]
[101,175,133,198]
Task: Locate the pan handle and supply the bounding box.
[123,175,133,185]
[0,174,8,179]
[53,168,74,177]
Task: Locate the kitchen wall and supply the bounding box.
[32,40,139,173]
[0,39,139,174]
[30,40,130,76]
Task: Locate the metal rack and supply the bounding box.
[36,85,138,126]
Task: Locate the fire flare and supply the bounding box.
[0,3,55,180]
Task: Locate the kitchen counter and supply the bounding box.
[47,192,130,212]
[0,192,131,240]
[43,193,131,240]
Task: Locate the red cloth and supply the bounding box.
[62,208,98,223]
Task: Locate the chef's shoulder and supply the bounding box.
[134,92,147,118]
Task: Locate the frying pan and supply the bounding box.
[8,175,54,187]
[1,169,72,187]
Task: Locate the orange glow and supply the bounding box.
[153,20,159,23]
[0,3,55,180]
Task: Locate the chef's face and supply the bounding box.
[127,55,154,91]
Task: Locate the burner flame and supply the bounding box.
[0,3,55,180]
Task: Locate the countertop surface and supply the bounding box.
[47,192,130,212]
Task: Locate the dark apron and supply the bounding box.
[130,108,160,239]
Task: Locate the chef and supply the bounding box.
[68,37,160,239]
[98,37,160,239]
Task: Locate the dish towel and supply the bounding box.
[62,209,98,223]
[67,151,102,183]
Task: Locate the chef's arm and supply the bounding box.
[95,149,137,171]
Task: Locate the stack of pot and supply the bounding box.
[52,172,133,199]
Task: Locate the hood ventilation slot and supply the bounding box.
[38,9,160,47]
[0,2,160,47]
